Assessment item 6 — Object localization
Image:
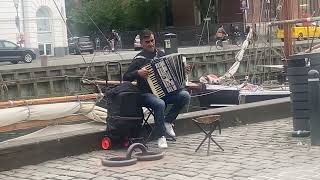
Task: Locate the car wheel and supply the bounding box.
[11,61,19,64]
[298,33,303,41]
[90,50,94,54]
[23,52,33,63]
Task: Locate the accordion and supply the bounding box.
[144,54,187,98]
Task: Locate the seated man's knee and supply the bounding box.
[153,99,166,110]
[179,90,191,104]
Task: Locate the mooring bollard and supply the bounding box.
[308,69,320,145]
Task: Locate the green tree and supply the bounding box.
[68,0,165,35]
[126,0,165,29]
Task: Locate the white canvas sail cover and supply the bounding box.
[221,28,253,79]
[0,101,107,127]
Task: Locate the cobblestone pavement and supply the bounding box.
[1,118,320,180]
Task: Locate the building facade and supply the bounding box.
[0,0,68,57]
[171,0,201,27]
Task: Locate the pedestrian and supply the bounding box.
[123,29,191,148]
[108,29,120,52]
[215,24,228,41]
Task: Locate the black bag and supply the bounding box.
[105,82,143,136]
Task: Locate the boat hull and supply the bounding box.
[196,85,290,108]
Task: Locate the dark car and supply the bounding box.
[0,40,36,64]
[68,36,94,55]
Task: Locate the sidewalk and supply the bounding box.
[1,117,319,180]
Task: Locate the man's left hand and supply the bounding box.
[185,64,192,74]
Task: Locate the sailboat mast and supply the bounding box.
[283,0,293,59]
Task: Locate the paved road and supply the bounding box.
[0,45,230,71]
[1,118,320,179]
[1,38,318,71]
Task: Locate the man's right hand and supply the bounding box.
[138,67,149,79]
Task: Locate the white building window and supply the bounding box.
[38,43,53,56]
[36,6,54,56]
[36,7,51,32]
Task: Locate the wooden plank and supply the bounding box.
[0,93,102,109]
[0,115,91,133]
[93,80,137,86]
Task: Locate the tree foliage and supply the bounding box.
[68,0,165,35]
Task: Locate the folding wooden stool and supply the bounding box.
[192,115,224,155]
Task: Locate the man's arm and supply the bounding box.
[123,59,141,81]
[222,28,227,35]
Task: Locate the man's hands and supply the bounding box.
[185,64,192,74]
[138,67,149,79]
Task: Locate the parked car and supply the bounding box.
[68,36,94,55]
[0,40,36,64]
[134,34,142,51]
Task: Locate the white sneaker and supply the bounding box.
[157,136,168,148]
[164,123,176,137]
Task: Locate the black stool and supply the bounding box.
[192,115,224,155]
[142,107,176,143]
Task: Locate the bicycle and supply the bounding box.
[102,39,122,55]
[215,33,242,50]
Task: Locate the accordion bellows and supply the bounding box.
[144,53,187,98]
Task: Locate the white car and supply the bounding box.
[134,35,142,51]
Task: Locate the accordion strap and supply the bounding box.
[134,55,147,59]
[133,49,162,60]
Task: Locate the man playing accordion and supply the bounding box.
[123,29,191,148]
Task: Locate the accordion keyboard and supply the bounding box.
[145,64,166,98]
[144,54,185,98]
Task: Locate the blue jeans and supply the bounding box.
[140,90,191,138]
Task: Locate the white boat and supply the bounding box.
[194,28,290,108]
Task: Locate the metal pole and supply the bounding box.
[206,20,210,44]
[15,9,20,33]
[308,69,320,145]
[14,1,21,47]
[243,9,247,32]
[282,0,293,59]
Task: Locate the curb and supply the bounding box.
[0,97,291,171]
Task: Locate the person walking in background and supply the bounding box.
[215,24,228,41]
[109,29,120,52]
[123,29,191,149]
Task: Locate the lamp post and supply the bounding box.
[204,17,211,44]
[240,0,248,32]
[13,0,21,46]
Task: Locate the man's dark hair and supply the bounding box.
[140,29,154,41]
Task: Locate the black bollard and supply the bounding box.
[308,69,320,145]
